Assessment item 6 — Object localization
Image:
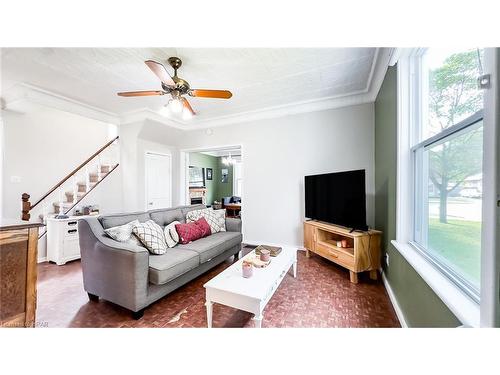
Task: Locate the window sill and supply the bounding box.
[391,240,480,327]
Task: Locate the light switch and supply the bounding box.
[10,175,21,183]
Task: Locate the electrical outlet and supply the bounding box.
[385,253,390,267]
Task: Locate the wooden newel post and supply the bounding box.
[21,193,31,221]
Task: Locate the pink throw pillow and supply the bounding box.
[175,217,211,244]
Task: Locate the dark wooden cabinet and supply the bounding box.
[0,221,43,327]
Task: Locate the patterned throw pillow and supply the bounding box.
[132,220,168,255]
[175,218,211,244]
[185,208,226,234]
[164,220,181,248]
[104,220,143,247]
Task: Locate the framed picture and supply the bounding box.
[221,168,229,183]
[206,168,213,180]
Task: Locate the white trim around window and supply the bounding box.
[393,49,482,327]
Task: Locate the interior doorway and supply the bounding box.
[145,152,172,210]
[181,145,243,217]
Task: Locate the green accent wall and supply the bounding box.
[189,152,233,205]
[189,152,218,205]
[374,65,461,327]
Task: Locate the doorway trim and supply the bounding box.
[144,150,172,211]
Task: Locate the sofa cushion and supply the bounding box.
[132,220,168,255]
[149,208,185,226]
[178,231,242,263]
[148,248,200,285]
[99,212,150,229]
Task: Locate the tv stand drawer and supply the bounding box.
[315,242,354,269]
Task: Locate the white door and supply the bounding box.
[145,152,172,210]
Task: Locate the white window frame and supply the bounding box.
[393,48,486,327]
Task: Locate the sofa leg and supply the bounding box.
[88,293,99,302]
[233,251,240,262]
[132,309,145,320]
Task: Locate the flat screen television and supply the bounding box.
[305,169,368,231]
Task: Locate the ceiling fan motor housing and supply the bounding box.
[166,57,190,94]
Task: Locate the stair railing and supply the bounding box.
[21,136,119,221]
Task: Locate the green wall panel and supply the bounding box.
[374,65,461,327]
[189,152,218,205]
[189,152,234,205]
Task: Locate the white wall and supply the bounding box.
[119,119,183,211]
[177,103,375,247]
[1,101,375,257]
[1,107,122,260]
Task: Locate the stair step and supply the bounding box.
[100,165,112,173]
[65,191,85,203]
[89,174,99,183]
[76,181,97,192]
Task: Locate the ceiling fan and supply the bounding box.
[117,57,232,120]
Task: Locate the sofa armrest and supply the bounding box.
[78,217,149,312]
[225,217,242,233]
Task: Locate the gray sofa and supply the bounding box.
[78,204,242,319]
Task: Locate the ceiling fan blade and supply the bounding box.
[189,89,233,99]
[182,98,195,115]
[145,60,176,87]
[117,90,166,97]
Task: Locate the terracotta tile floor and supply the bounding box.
[36,246,400,328]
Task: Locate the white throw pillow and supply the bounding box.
[132,220,168,255]
[164,220,181,248]
[104,220,143,247]
[185,208,226,234]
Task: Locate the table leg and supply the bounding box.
[205,300,213,328]
[253,313,263,328]
[369,269,378,280]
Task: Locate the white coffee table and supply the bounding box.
[204,246,297,328]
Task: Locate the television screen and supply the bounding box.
[305,169,367,230]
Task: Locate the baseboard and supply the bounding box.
[381,271,408,328]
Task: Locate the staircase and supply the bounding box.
[21,136,120,236]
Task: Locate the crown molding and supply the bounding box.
[123,48,394,131]
[2,83,120,124]
[2,48,393,131]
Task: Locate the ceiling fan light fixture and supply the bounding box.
[159,104,171,117]
[169,98,183,114]
[182,107,193,121]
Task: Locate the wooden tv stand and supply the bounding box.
[303,220,381,283]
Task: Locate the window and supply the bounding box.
[411,48,484,300]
